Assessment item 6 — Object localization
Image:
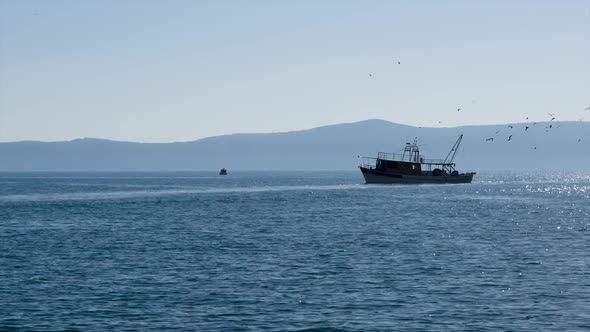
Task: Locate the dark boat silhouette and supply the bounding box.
[359,135,475,184]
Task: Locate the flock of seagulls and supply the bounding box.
[368,62,588,148]
[481,112,586,149]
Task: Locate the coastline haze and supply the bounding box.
[1,119,588,171]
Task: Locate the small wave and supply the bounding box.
[0,184,366,203]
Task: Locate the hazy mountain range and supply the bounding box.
[1,120,588,171]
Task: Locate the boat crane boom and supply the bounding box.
[443,134,463,164]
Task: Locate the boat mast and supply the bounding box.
[402,138,419,162]
[443,134,463,165]
[411,138,419,162]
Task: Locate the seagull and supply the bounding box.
[508,125,513,129]
[438,121,443,124]
[534,147,537,149]
[525,126,529,131]
[508,135,512,141]
[397,61,401,64]
[549,124,553,128]
[551,117,556,121]
[578,139,582,143]
[584,106,590,111]
[369,73,373,78]
[485,137,494,142]
[525,117,529,120]
[457,108,461,112]
[548,113,555,117]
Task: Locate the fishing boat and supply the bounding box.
[359,135,475,184]
[219,168,228,175]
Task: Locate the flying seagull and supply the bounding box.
[457,108,461,112]
[548,113,555,117]
[485,138,494,142]
[508,135,512,141]
[525,126,529,131]
[508,125,513,129]
[584,106,590,111]
[369,73,373,78]
[551,117,556,121]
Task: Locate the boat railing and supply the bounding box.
[375,152,447,165]
[420,158,446,165]
[377,152,397,160]
[366,154,450,165]
[359,157,377,168]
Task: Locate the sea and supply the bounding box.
[0,171,589,331]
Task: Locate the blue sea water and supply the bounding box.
[0,171,589,331]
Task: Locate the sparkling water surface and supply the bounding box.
[1,171,589,331]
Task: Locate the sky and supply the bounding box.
[1,0,589,143]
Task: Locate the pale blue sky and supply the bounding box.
[1,0,589,142]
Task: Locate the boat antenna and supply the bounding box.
[443,134,463,164]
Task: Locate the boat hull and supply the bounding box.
[360,167,474,184]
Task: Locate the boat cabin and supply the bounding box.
[375,159,422,175]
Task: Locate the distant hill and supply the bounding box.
[0,119,588,171]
